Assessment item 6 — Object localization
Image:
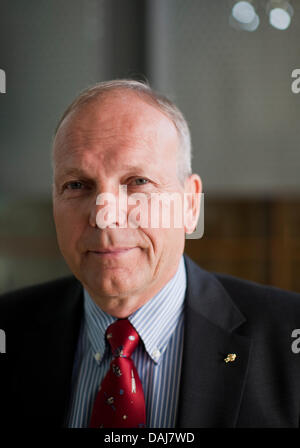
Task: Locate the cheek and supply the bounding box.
[139,196,185,253]
[53,203,85,252]
[141,227,183,255]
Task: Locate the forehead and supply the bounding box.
[53,91,179,169]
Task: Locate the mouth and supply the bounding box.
[88,247,137,257]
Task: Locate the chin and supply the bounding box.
[84,271,139,299]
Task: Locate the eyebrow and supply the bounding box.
[54,167,94,183]
[116,164,152,175]
[61,168,89,177]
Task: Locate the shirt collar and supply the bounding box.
[83,256,186,365]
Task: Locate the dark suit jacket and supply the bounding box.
[1,254,300,427]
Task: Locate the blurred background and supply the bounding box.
[1,0,300,293]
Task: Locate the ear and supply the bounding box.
[183,174,202,234]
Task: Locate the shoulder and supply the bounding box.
[184,254,300,325]
[0,276,82,327]
[214,271,300,327]
[0,275,79,307]
[215,271,300,306]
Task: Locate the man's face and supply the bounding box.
[52,91,197,317]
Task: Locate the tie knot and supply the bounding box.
[106,319,139,358]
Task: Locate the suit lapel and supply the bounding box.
[177,256,252,427]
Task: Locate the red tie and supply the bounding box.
[89,319,146,428]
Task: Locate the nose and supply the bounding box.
[89,186,128,229]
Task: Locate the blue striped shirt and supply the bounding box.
[65,256,186,428]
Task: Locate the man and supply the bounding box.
[1,79,300,428]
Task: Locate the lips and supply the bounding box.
[89,247,135,255]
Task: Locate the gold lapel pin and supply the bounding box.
[224,353,237,363]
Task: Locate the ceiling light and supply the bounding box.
[267,0,293,30]
[230,1,260,32]
[232,1,256,24]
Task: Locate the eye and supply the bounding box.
[131,178,149,186]
[65,181,85,190]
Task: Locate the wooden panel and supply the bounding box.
[185,197,300,293]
